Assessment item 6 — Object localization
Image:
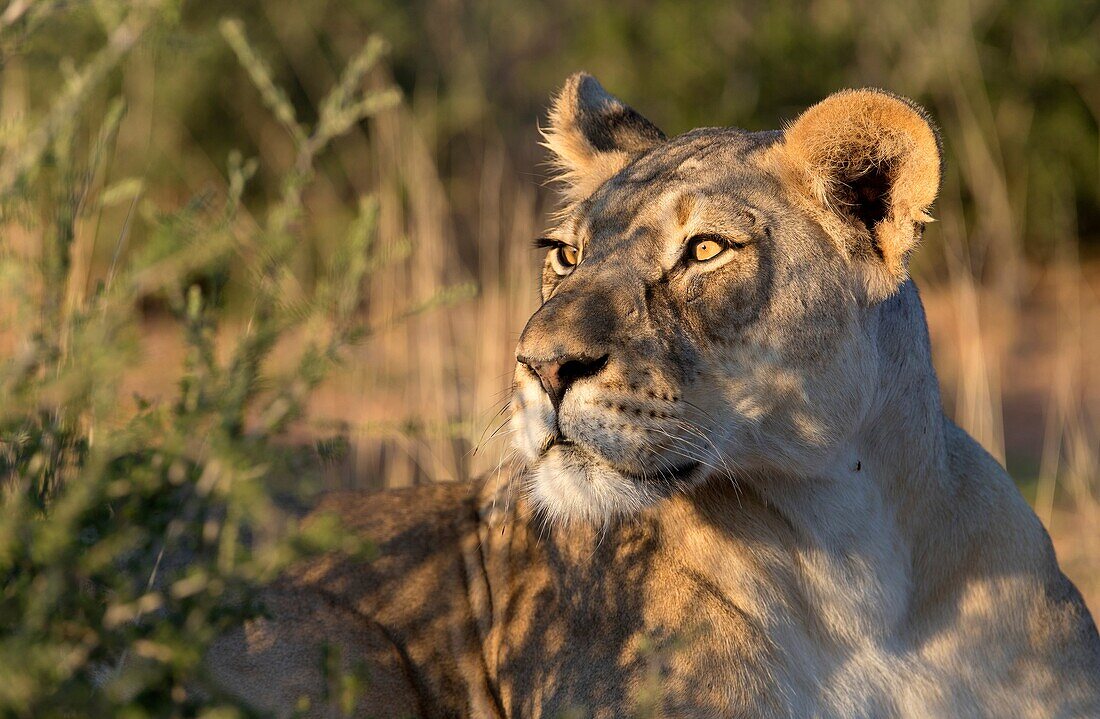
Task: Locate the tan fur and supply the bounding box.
[209,77,1100,717]
[778,90,942,303]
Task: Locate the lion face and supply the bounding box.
[512,75,941,526]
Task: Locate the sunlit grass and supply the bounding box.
[0,0,1097,713]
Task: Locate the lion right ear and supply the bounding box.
[778,89,943,304]
[543,73,666,201]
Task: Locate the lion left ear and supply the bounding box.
[779,89,943,304]
[543,73,666,201]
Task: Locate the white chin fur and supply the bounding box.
[527,448,656,527]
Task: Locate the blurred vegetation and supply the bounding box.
[361,0,1100,256]
[7,0,1098,296]
[5,0,1094,478]
[0,2,433,715]
[0,0,1098,714]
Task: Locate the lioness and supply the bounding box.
[210,75,1100,717]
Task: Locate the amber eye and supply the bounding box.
[550,244,580,275]
[689,235,726,262]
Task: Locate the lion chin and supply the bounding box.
[526,443,698,527]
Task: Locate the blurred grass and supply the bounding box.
[0,0,1097,708]
[0,3,409,714]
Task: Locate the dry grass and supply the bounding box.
[923,262,1100,610]
[310,99,1100,615]
[115,97,1100,613]
[5,2,1096,617]
[0,6,1095,713]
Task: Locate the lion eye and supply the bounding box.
[550,244,580,275]
[690,236,726,262]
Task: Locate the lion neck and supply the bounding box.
[762,281,952,634]
[666,280,955,640]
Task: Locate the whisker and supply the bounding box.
[644,425,726,478]
[668,417,739,481]
[472,399,513,456]
[669,417,748,506]
[678,398,720,426]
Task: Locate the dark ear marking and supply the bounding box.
[845,165,892,235]
[573,75,665,153]
[543,73,666,200]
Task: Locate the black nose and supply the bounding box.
[519,354,608,411]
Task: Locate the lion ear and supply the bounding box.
[780,89,943,304]
[543,73,666,201]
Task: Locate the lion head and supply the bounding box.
[511,73,942,526]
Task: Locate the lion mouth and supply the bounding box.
[543,438,700,487]
[624,460,700,488]
[526,441,704,525]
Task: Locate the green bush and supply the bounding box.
[0,5,415,716]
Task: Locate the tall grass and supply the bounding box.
[305,0,1100,608]
[0,4,457,714]
[0,1,1096,712]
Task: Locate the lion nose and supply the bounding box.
[518,354,608,411]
